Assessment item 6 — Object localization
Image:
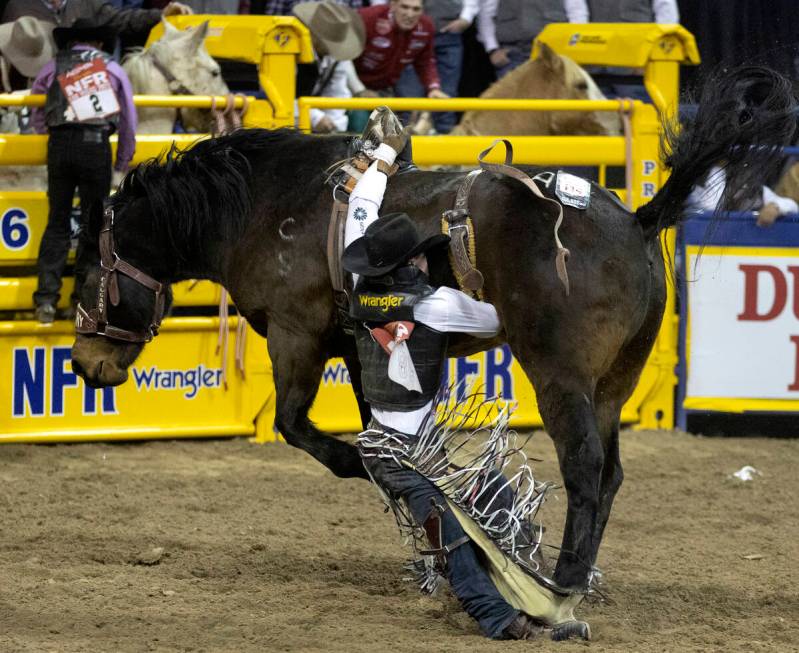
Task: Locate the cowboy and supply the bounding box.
[355,0,448,101]
[293,0,368,133]
[0,16,54,92]
[30,18,137,323]
[2,0,193,33]
[339,124,543,640]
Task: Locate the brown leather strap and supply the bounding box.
[443,170,484,298]
[419,501,470,557]
[327,200,349,295]
[75,207,166,343]
[478,139,571,296]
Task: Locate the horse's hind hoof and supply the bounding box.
[551,620,591,642]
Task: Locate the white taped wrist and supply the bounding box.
[373,143,398,166]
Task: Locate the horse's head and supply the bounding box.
[530,43,622,136]
[71,199,173,388]
[150,19,230,130]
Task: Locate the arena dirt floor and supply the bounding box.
[1,429,797,653]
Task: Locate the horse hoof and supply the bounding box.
[551,620,591,642]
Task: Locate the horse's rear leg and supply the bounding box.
[536,380,604,591]
[592,400,624,554]
[268,324,368,479]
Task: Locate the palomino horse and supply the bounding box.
[122,18,229,133]
[412,43,621,136]
[70,67,794,598]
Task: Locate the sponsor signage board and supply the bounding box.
[1,318,272,442]
[679,215,799,421]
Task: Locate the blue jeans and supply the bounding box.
[394,31,464,133]
[495,41,532,80]
[362,443,519,638]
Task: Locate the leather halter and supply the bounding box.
[75,207,166,343]
[147,51,194,96]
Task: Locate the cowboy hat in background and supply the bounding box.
[52,18,119,53]
[293,0,366,61]
[0,16,55,78]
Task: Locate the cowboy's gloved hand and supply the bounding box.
[378,127,411,161]
[373,127,411,174]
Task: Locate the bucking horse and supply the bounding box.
[70,67,795,598]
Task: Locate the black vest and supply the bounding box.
[495,0,566,46]
[587,0,655,22]
[45,48,119,130]
[351,266,449,412]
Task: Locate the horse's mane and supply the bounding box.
[121,48,151,94]
[113,128,307,262]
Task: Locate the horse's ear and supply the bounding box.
[161,16,179,37]
[537,42,563,75]
[189,21,210,50]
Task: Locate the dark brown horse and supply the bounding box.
[70,67,795,594]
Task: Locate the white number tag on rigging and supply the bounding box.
[555,171,591,210]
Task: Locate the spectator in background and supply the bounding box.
[0,16,54,91]
[477,0,587,79]
[373,0,478,133]
[180,0,242,12]
[586,0,678,23]
[586,0,679,101]
[686,165,798,227]
[2,1,193,34]
[355,0,447,103]
[109,0,144,8]
[293,0,367,132]
[30,19,137,323]
[254,0,364,14]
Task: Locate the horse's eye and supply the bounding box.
[211,69,221,77]
[575,81,588,91]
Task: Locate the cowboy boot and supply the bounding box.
[502,614,545,640]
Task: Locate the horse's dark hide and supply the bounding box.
[72,66,797,594]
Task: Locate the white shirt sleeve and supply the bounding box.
[685,165,725,212]
[762,185,799,215]
[563,0,589,22]
[345,162,387,248]
[652,0,679,23]
[476,0,499,52]
[413,287,501,337]
[342,59,366,96]
[459,0,480,25]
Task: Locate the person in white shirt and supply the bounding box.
[338,122,548,640]
[293,0,369,133]
[586,0,678,24]
[686,165,798,225]
[477,0,587,78]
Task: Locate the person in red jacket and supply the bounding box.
[355,0,448,100]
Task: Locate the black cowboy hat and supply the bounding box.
[342,212,450,277]
[53,18,118,51]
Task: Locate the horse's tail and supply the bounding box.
[636,66,797,239]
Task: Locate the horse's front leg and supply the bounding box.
[267,323,368,479]
[536,379,604,591]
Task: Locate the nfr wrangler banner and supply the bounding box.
[1,318,272,442]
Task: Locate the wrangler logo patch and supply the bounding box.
[358,294,405,312]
